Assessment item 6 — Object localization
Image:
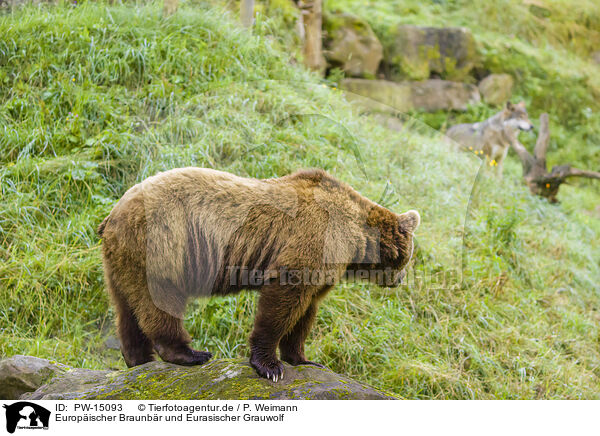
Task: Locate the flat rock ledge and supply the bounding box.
[0,355,396,400]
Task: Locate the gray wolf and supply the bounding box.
[446,101,534,174]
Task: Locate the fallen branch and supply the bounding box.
[511,113,600,202]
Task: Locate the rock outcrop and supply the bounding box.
[323,12,383,78]
[342,79,413,113]
[410,79,480,111]
[342,78,480,112]
[0,355,396,400]
[0,355,69,400]
[386,25,477,81]
[478,73,514,106]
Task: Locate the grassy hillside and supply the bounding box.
[1,1,599,398]
[326,0,600,209]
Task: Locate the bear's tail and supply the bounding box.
[97,216,109,238]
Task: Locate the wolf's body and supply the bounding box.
[446,102,534,174]
[98,167,419,380]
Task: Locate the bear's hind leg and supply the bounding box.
[134,298,212,366]
[109,280,155,367]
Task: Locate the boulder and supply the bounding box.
[386,25,477,81]
[0,355,396,400]
[410,79,480,111]
[323,12,383,78]
[370,113,405,132]
[0,0,53,7]
[526,0,551,18]
[341,78,413,113]
[342,78,480,113]
[0,355,68,400]
[478,73,514,105]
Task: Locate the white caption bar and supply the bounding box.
[2,400,597,436]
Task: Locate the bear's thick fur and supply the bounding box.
[98,168,420,380]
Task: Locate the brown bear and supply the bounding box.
[98,167,420,381]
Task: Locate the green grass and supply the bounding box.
[326,0,600,191]
[1,1,599,399]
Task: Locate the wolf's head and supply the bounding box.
[503,101,534,132]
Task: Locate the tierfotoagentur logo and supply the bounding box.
[227,266,404,288]
[2,402,50,434]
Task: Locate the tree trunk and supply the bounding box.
[241,0,254,29]
[299,0,326,74]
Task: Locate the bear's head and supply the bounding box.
[364,208,420,287]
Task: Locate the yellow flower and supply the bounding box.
[546,183,550,188]
[468,146,473,150]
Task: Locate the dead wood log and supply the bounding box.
[511,113,600,202]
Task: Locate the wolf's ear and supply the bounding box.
[399,210,420,233]
[517,101,526,108]
[505,101,514,110]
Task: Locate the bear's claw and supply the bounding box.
[251,357,285,382]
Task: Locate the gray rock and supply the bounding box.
[387,25,478,81]
[103,336,121,351]
[0,355,68,400]
[478,74,514,106]
[342,78,480,113]
[1,356,396,400]
[370,113,405,132]
[410,79,480,111]
[528,2,551,18]
[0,0,54,7]
[342,78,413,113]
[324,12,383,78]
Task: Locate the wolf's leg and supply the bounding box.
[496,144,510,178]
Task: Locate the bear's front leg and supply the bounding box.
[279,301,324,368]
[249,286,312,381]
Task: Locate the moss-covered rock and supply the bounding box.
[386,25,478,81]
[1,356,396,400]
[478,73,514,106]
[323,11,383,78]
[341,78,413,113]
[0,356,69,400]
[342,78,480,113]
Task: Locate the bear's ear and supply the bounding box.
[398,210,420,233]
